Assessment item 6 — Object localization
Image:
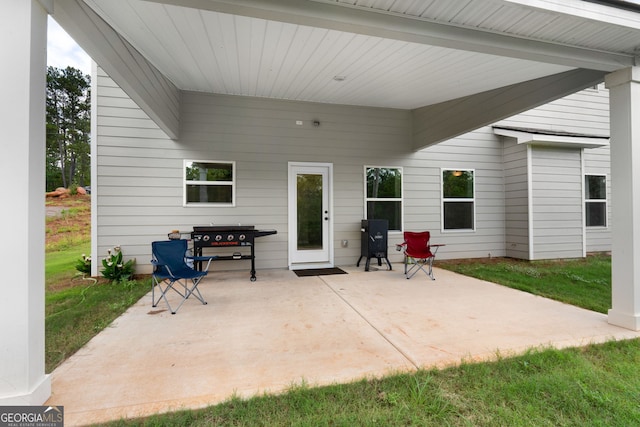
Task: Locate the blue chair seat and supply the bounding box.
[151,240,216,314]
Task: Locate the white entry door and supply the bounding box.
[288,162,333,268]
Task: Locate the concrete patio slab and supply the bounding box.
[46,265,640,426]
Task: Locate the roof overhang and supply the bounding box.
[49,0,640,145]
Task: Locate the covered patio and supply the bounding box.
[3,0,640,407]
[46,266,640,426]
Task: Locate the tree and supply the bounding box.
[46,66,91,191]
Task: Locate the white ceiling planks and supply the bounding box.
[81,0,639,109]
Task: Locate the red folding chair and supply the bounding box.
[396,231,443,280]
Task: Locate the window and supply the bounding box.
[442,169,475,231]
[585,174,607,227]
[184,160,235,205]
[365,166,402,231]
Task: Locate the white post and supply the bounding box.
[0,0,51,403]
[606,67,640,331]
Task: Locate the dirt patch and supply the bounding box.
[46,193,91,208]
[46,194,91,248]
[46,206,66,217]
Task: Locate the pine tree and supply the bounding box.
[46,66,91,191]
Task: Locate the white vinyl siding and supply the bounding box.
[94,67,612,270]
[96,67,417,271]
[503,139,530,259]
[497,83,611,259]
[96,67,511,269]
[416,130,506,260]
[531,147,584,259]
[497,83,610,138]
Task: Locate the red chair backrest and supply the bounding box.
[404,231,430,253]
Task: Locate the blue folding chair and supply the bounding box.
[151,240,216,314]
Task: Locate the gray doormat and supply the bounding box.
[294,267,348,277]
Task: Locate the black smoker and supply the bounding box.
[357,219,392,271]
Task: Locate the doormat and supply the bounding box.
[294,267,348,277]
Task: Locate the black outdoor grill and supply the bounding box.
[191,225,277,281]
[357,219,392,271]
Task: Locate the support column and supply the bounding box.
[0,0,51,403]
[606,66,640,331]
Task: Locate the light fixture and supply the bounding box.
[452,170,463,177]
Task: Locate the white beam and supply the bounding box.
[52,0,181,139]
[606,66,640,330]
[412,69,606,150]
[146,0,635,72]
[0,0,50,404]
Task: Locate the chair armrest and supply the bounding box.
[187,255,218,271]
[395,242,407,251]
[189,255,218,262]
[429,244,445,256]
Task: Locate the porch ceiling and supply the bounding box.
[52,0,640,143]
[51,0,640,145]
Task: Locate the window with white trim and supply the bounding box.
[184,160,235,206]
[585,174,607,227]
[442,169,475,231]
[365,166,402,231]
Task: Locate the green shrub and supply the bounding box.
[101,246,136,282]
[75,253,91,275]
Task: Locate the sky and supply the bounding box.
[47,17,92,76]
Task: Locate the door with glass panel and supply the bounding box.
[288,163,332,267]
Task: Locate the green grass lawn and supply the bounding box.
[45,240,150,372]
[437,254,611,313]
[45,241,91,287]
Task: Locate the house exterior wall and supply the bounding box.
[178,90,417,270]
[497,84,612,258]
[530,146,584,259]
[95,67,509,272]
[498,85,610,138]
[95,67,612,272]
[418,129,506,259]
